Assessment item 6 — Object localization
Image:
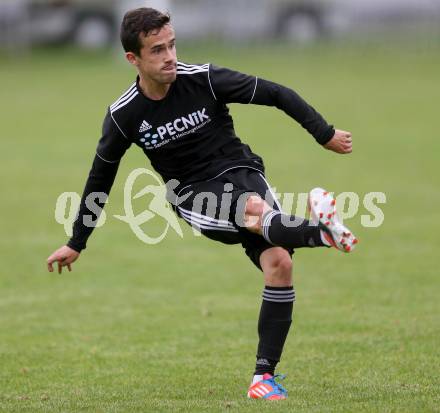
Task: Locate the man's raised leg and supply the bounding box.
[243,195,325,249]
[243,190,357,253]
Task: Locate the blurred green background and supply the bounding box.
[1,31,439,413]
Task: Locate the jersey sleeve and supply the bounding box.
[96,108,132,162]
[209,64,258,104]
[66,109,131,252]
[209,64,334,145]
[251,78,334,145]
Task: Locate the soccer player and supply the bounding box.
[47,8,357,400]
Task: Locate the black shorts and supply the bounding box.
[175,167,294,270]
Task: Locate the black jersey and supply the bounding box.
[67,62,335,252]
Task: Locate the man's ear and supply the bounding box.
[125,52,138,67]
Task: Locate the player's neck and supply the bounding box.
[138,75,171,101]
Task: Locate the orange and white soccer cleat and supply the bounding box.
[308,187,358,253]
[247,373,287,400]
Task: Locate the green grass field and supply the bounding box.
[1,42,439,412]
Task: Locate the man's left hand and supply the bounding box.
[324,129,352,154]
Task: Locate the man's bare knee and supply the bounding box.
[244,195,272,234]
[275,254,293,275]
[260,248,293,286]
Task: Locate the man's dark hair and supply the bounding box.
[120,8,171,56]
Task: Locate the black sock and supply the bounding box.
[254,286,295,376]
[262,210,326,249]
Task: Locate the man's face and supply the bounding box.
[127,24,177,84]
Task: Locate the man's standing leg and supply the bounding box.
[243,187,357,399]
[242,196,295,399]
[247,247,294,400]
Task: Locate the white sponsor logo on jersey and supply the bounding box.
[156,108,210,139]
[140,107,211,149]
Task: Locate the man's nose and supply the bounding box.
[165,47,175,62]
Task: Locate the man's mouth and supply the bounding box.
[163,64,176,72]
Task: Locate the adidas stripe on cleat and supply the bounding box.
[308,187,358,253]
[247,374,288,400]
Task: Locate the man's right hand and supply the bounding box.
[47,245,80,274]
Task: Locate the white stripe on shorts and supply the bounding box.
[178,207,238,232]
